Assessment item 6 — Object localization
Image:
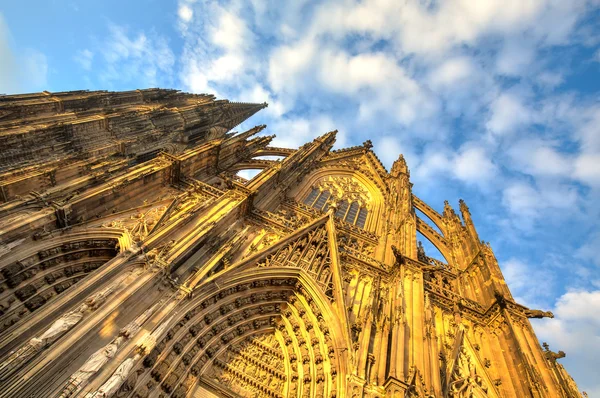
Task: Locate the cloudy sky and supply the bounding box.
[1,0,600,394]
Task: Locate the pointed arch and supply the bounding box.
[120,268,350,398]
[412,194,447,237]
[0,228,125,339]
[291,169,386,233]
[415,217,454,267]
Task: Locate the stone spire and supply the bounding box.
[390,154,408,177]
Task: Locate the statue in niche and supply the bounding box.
[305,244,317,261]
[0,307,86,378]
[320,266,331,283]
[90,354,140,398]
[276,246,290,262]
[290,248,302,263]
[0,274,128,380]
[449,346,487,397]
[62,336,125,396]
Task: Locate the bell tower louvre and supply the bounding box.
[0,89,583,397]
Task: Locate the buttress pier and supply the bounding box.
[0,89,582,397]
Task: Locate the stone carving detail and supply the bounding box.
[314,176,371,208]
[0,267,144,381]
[525,309,554,319]
[102,206,167,243]
[257,225,333,299]
[207,334,286,398]
[0,239,119,333]
[449,346,489,397]
[87,354,140,398]
[0,89,584,398]
[60,336,125,397]
[60,300,157,397]
[543,342,566,362]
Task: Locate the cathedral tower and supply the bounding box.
[0,89,582,397]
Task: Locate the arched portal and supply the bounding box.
[119,269,349,398]
[0,229,125,335]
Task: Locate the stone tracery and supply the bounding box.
[0,89,583,398]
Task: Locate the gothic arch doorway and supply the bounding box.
[120,269,349,398]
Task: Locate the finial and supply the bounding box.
[459,198,469,211]
[391,154,408,176]
[443,200,456,218]
[362,140,373,149]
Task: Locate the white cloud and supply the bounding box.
[454,145,498,184]
[573,153,600,187]
[210,9,251,52]
[486,93,532,136]
[534,289,600,396]
[536,71,564,88]
[0,14,19,94]
[413,150,453,182]
[270,115,336,149]
[501,258,555,307]
[74,49,94,71]
[429,57,475,88]
[20,49,48,90]
[496,38,536,76]
[178,4,194,23]
[502,180,579,226]
[238,84,285,117]
[97,24,175,87]
[374,136,416,168]
[576,231,600,268]
[508,140,573,178]
[268,40,316,94]
[318,49,433,125]
[410,145,497,186]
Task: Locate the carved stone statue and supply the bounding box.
[0,306,87,380]
[88,354,140,398]
[543,342,566,362]
[525,309,554,319]
[61,337,124,397]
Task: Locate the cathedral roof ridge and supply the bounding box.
[328,140,389,175]
[365,148,389,174]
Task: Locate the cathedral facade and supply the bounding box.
[0,89,582,397]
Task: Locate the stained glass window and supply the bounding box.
[356,207,368,228]
[313,190,330,211]
[304,188,319,206]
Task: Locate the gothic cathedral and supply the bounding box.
[0,89,582,397]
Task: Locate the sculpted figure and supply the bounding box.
[89,354,140,398]
[120,305,156,338]
[290,249,301,263]
[0,306,86,380]
[61,337,124,398]
[276,247,289,262]
[525,309,554,319]
[139,316,173,354]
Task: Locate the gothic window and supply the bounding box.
[313,190,330,210]
[335,200,349,218]
[356,207,368,228]
[304,188,319,206]
[346,202,359,224]
[303,188,369,227]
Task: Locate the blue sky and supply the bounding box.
[1,0,600,394]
